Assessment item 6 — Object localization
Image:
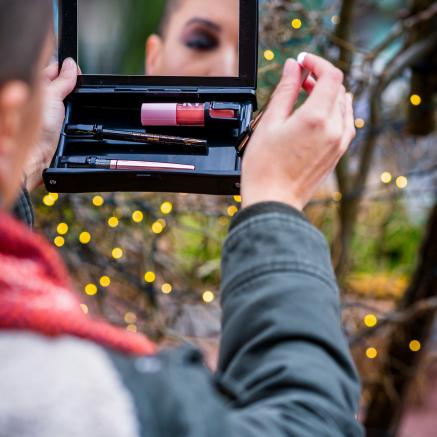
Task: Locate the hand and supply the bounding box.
[24,58,78,191]
[241,53,355,211]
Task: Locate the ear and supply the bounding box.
[145,34,164,75]
[0,81,30,159]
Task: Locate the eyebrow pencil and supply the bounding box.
[61,156,196,171]
[66,124,208,152]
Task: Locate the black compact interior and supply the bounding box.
[44,0,258,195]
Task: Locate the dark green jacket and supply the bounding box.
[1,202,363,436]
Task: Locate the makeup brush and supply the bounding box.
[237,62,310,155]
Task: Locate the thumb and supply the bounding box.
[50,58,78,99]
[264,59,302,123]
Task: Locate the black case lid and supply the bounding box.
[58,0,258,90]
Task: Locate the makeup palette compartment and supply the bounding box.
[44,0,258,195]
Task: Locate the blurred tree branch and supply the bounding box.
[364,201,437,435]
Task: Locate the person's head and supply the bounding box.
[146,0,239,77]
[0,0,53,210]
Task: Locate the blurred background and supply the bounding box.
[39,1,436,435]
[78,0,168,74]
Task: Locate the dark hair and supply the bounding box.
[159,0,182,37]
[0,0,52,86]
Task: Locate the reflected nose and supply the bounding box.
[210,48,238,77]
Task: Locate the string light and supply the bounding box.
[233,195,242,203]
[396,176,408,189]
[80,304,89,315]
[160,201,173,215]
[79,231,91,244]
[366,347,378,359]
[409,340,421,352]
[126,324,137,333]
[151,221,164,234]
[264,50,275,61]
[57,223,69,235]
[92,195,104,207]
[99,276,111,287]
[380,172,393,184]
[332,192,342,202]
[202,290,215,303]
[291,18,302,29]
[108,216,119,228]
[355,118,365,129]
[218,216,229,226]
[161,283,173,294]
[54,236,65,248]
[144,271,156,283]
[43,193,58,207]
[227,205,238,217]
[84,283,98,296]
[132,210,144,223]
[112,247,123,260]
[124,312,137,324]
[410,94,422,106]
[364,314,378,328]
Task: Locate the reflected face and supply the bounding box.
[146,0,239,77]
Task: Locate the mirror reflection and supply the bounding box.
[78,0,240,77]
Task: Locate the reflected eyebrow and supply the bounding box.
[185,18,222,33]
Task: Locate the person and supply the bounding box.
[0,0,363,436]
[146,0,239,77]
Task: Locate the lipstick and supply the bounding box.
[61,156,196,171]
[141,102,240,127]
[66,124,207,153]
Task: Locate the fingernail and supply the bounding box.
[63,57,76,69]
[297,52,308,66]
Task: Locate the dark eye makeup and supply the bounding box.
[182,23,220,52]
[183,28,219,51]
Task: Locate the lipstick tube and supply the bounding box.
[141,102,240,128]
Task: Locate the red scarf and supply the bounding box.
[0,210,156,356]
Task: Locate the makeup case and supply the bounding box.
[43,0,258,195]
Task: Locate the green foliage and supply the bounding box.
[350,200,424,276]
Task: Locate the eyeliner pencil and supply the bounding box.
[66,124,208,152]
[61,156,196,171]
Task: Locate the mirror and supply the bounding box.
[78,0,240,77]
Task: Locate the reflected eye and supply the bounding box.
[184,30,219,51]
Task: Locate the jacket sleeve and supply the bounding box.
[109,202,363,437]
[216,202,363,436]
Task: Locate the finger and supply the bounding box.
[43,63,59,82]
[49,57,78,99]
[263,58,303,123]
[298,52,344,114]
[340,93,356,152]
[302,75,316,94]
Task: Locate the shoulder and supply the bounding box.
[0,331,140,437]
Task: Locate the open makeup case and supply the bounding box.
[43,0,259,195]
